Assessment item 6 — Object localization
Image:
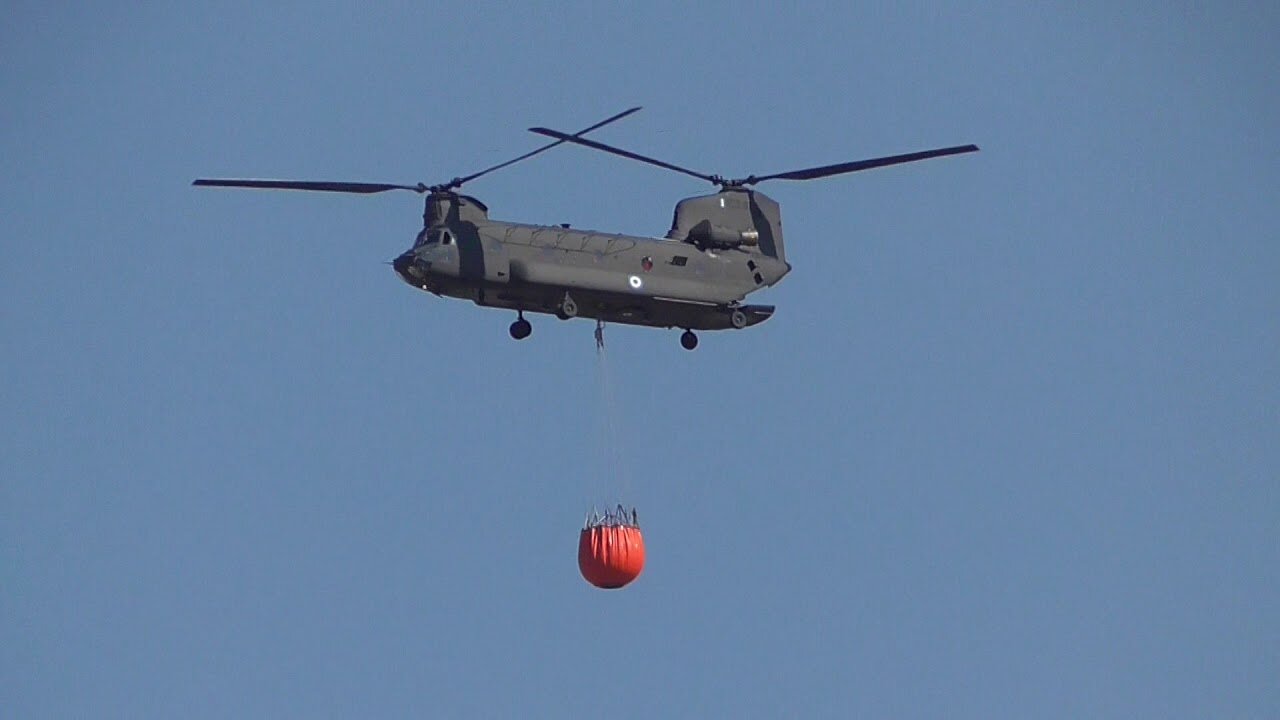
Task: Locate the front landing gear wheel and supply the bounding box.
[680,330,698,351]
[730,309,747,329]
[509,316,532,340]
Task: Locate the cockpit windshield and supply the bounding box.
[414,228,454,248]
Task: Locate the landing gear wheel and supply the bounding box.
[509,315,532,340]
[560,294,579,319]
[730,309,748,329]
[680,330,698,351]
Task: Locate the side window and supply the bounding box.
[439,230,453,246]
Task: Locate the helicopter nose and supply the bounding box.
[393,252,430,284]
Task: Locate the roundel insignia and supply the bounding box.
[628,275,643,289]
[641,256,654,272]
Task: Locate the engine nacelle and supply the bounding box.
[687,220,759,249]
[668,188,786,260]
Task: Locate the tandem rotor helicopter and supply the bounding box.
[195,107,977,350]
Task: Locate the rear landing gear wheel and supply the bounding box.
[730,309,747,329]
[509,314,532,340]
[680,330,698,351]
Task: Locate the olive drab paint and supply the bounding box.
[389,189,789,336]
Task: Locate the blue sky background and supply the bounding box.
[3,3,1277,717]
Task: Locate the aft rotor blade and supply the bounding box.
[527,127,719,184]
[745,144,979,184]
[192,179,427,194]
[452,106,642,188]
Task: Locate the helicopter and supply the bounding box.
[194,108,977,350]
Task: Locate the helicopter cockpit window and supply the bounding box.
[441,230,454,246]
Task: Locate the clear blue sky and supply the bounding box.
[3,3,1277,717]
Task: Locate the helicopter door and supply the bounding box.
[449,227,487,281]
[455,227,510,283]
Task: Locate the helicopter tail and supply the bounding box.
[744,189,786,262]
[668,189,786,262]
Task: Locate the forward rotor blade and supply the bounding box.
[192,179,426,194]
[528,127,718,184]
[745,144,979,184]
[452,106,642,188]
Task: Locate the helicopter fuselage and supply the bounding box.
[392,193,789,331]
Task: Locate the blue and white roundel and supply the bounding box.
[628,275,643,289]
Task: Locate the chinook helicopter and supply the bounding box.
[195,108,977,350]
